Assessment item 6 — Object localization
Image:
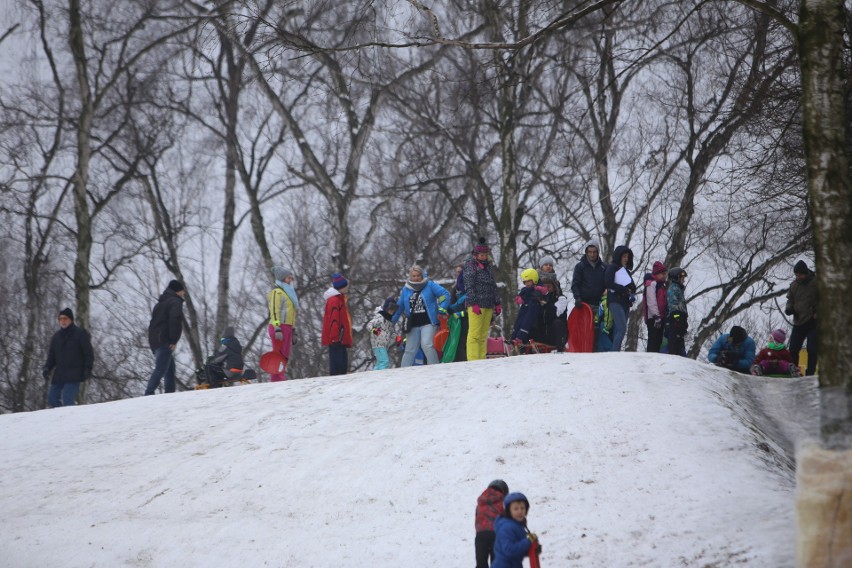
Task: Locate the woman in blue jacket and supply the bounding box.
[392,265,450,366]
[492,492,539,568]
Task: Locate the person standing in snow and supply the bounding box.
[145,280,186,395]
[511,269,546,349]
[446,264,469,362]
[321,273,353,376]
[267,266,300,381]
[475,479,509,568]
[665,267,689,357]
[785,260,819,375]
[492,492,540,568]
[643,261,668,353]
[603,245,637,351]
[708,326,756,374]
[463,238,502,361]
[391,265,450,367]
[367,296,399,370]
[43,307,94,407]
[570,240,607,312]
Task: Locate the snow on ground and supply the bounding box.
[0,353,817,567]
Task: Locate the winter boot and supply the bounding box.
[750,364,764,376]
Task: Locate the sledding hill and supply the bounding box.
[0,353,818,567]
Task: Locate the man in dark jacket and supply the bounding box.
[785,260,819,375]
[145,280,186,395]
[43,307,94,407]
[570,240,607,311]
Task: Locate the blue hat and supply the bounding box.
[332,272,349,290]
[503,492,530,511]
[382,296,397,312]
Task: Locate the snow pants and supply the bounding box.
[466,307,494,361]
[267,324,293,381]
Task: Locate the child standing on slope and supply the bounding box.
[751,328,800,377]
[321,273,353,376]
[475,479,509,568]
[492,492,540,568]
[367,296,399,370]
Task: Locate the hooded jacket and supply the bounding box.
[785,270,818,326]
[604,245,637,310]
[321,288,353,347]
[367,308,399,349]
[570,240,607,305]
[643,273,668,320]
[462,256,501,309]
[392,280,450,327]
[492,516,531,568]
[708,334,757,372]
[147,288,185,352]
[475,487,506,533]
[44,323,94,384]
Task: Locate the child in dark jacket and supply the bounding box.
[511,269,546,348]
[751,328,799,377]
[475,480,509,568]
[202,326,244,388]
[492,492,539,568]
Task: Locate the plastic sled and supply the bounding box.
[260,350,287,374]
[195,368,257,390]
[567,302,595,352]
[486,337,510,358]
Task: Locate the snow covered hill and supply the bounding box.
[0,353,818,567]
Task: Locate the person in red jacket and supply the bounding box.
[751,328,799,377]
[475,479,509,568]
[321,273,353,376]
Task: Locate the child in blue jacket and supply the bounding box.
[492,492,539,568]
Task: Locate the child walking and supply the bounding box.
[474,479,509,568]
[492,492,540,568]
[751,328,800,377]
[367,296,399,370]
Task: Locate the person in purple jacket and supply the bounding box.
[492,492,539,568]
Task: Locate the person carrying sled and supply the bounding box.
[785,260,819,375]
[643,261,668,352]
[570,240,606,313]
[392,265,450,367]
[492,492,540,568]
[751,329,800,377]
[267,266,300,381]
[510,269,546,350]
[321,273,353,376]
[201,326,245,388]
[665,267,689,357]
[603,245,637,351]
[367,296,400,370]
[708,325,756,374]
[463,238,502,361]
[43,307,94,407]
[475,479,509,568]
[443,266,469,363]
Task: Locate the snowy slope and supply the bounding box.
[0,353,816,567]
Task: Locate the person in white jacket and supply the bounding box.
[367,296,400,370]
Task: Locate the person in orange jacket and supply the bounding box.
[321,273,353,375]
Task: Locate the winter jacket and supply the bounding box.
[492,516,531,568]
[604,245,637,310]
[462,256,501,309]
[211,337,244,370]
[511,286,543,343]
[43,323,94,384]
[667,281,688,317]
[147,288,185,352]
[321,288,353,347]
[643,274,668,321]
[267,284,298,327]
[367,308,399,349]
[534,289,568,348]
[570,254,607,306]
[475,487,505,533]
[392,280,450,327]
[708,334,757,372]
[785,271,818,326]
[754,343,794,367]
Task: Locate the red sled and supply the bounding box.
[260,350,287,375]
[529,538,542,568]
[567,302,595,353]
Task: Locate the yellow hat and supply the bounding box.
[520,268,539,284]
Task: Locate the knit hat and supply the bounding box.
[730,326,747,344]
[221,326,235,339]
[272,266,294,281]
[520,268,539,284]
[539,255,556,269]
[793,260,809,274]
[770,329,787,344]
[488,479,509,495]
[652,261,667,275]
[168,279,185,292]
[59,307,74,321]
[382,296,397,312]
[584,240,600,254]
[473,237,490,254]
[331,272,349,290]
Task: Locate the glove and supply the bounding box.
[472,304,482,315]
[274,327,283,342]
[535,286,548,296]
[514,295,523,305]
[536,544,543,554]
[42,367,51,380]
[292,329,298,345]
[438,307,448,315]
[372,327,381,336]
[653,317,662,329]
[494,304,502,316]
[395,335,403,346]
[785,305,794,316]
[575,298,583,307]
[628,293,636,305]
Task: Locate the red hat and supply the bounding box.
[652,261,667,275]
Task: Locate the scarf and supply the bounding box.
[406,279,428,292]
[767,340,786,351]
[276,280,301,310]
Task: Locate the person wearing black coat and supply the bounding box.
[43,307,94,407]
[145,280,186,395]
[570,240,607,311]
[603,245,637,351]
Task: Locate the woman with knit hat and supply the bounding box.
[462,238,502,360]
[643,261,668,352]
[391,265,450,367]
[321,272,353,375]
[267,266,300,381]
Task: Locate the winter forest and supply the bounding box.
[0,0,848,412]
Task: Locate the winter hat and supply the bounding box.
[488,479,509,495]
[221,326,235,339]
[455,271,465,293]
[770,329,787,344]
[503,492,530,512]
[584,240,600,254]
[520,268,539,284]
[168,279,185,292]
[59,307,74,321]
[652,261,667,275]
[382,296,397,312]
[793,260,809,274]
[272,266,294,281]
[473,237,490,254]
[730,326,747,344]
[539,255,556,269]
[331,272,349,290]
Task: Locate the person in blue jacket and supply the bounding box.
[708,325,756,373]
[492,492,539,568]
[392,265,450,366]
